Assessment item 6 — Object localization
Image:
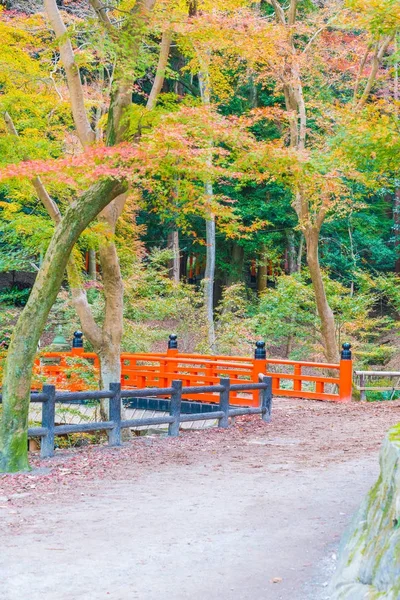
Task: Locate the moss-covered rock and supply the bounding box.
[330,428,400,598]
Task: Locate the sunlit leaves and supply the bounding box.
[346,0,400,37]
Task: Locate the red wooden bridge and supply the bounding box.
[36,335,353,406]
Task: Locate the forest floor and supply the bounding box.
[1,398,400,600]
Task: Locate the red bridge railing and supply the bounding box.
[36,334,353,405]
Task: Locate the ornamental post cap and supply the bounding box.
[254,340,266,359]
[72,330,84,348]
[168,334,178,349]
[341,342,352,360]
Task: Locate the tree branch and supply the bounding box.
[106,0,157,145]
[3,111,103,344]
[268,0,286,25]
[99,192,128,227]
[3,111,62,224]
[353,44,371,101]
[356,36,394,108]
[89,0,113,31]
[146,30,172,110]
[44,0,96,147]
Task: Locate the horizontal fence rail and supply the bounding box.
[0,376,273,459]
[354,370,400,401]
[35,336,354,404]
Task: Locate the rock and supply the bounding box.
[330,427,400,599]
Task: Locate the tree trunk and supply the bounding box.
[394,188,400,274]
[226,243,244,285]
[286,230,297,274]
[44,0,95,147]
[305,227,339,363]
[257,244,268,293]
[167,230,180,284]
[146,30,172,110]
[197,54,216,351]
[204,208,216,352]
[297,234,304,272]
[98,344,121,421]
[88,249,97,280]
[70,199,126,412]
[98,234,124,398]
[0,179,125,472]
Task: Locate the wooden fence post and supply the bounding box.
[168,380,183,436]
[259,375,272,422]
[359,373,366,402]
[41,384,56,458]
[218,377,230,428]
[108,383,122,446]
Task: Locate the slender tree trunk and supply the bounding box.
[146,30,172,110]
[297,234,304,272]
[394,189,400,274]
[257,244,268,293]
[167,230,180,284]
[204,208,216,352]
[285,332,293,358]
[226,243,244,285]
[198,55,216,351]
[44,0,96,147]
[286,230,297,274]
[88,249,97,280]
[305,227,339,363]
[0,180,125,472]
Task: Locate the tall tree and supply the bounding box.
[44,0,172,394]
[0,0,157,472]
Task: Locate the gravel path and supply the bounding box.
[1,398,399,600]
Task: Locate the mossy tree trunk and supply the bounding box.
[0,179,125,473]
[305,226,339,363]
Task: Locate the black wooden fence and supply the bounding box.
[0,376,272,459]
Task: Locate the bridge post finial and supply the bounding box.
[72,330,83,349]
[168,334,178,350]
[254,340,266,360]
[341,342,352,360]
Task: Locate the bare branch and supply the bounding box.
[44,0,96,147]
[146,30,173,110]
[3,111,62,224]
[353,44,372,102]
[89,0,113,30]
[3,111,18,136]
[268,0,286,25]
[106,0,157,144]
[356,36,394,108]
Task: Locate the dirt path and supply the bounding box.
[1,398,400,600]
